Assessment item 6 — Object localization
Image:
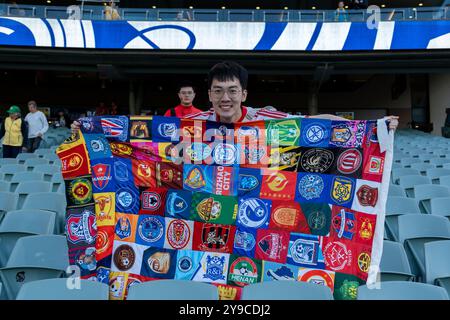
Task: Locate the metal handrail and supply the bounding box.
[1,4,449,22]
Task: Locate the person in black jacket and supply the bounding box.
[0,105,28,158]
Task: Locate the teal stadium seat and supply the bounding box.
[410,162,435,175]
[15,181,52,209]
[241,281,333,300]
[430,197,450,219]
[16,153,38,163]
[21,193,67,234]
[413,184,450,214]
[385,196,421,241]
[127,280,219,300]
[0,210,56,267]
[438,175,450,189]
[391,168,420,185]
[398,215,450,280]
[0,235,69,299]
[357,281,449,300]
[388,184,406,197]
[398,175,431,198]
[9,172,45,192]
[16,279,109,300]
[380,241,414,281]
[425,168,450,184]
[0,181,10,192]
[0,165,26,181]
[424,240,450,298]
[0,192,19,221]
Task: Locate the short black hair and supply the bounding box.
[208,61,248,90]
[177,81,195,93]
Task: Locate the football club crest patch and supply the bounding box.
[129,116,152,140]
[175,250,204,281]
[255,229,289,263]
[94,193,115,227]
[165,189,192,219]
[192,252,229,284]
[84,134,112,160]
[260,170,297,201]
[298,174,324,201]
[330,176,355,206]
[213,143,237,166]
[194,222,236,254]
[183,165,209,192]
[92,162,113,191]
[96,226,113,260]
[228,256,262,287]
[269,146,302,171]
[332,208,356,240]
[135,215,165,246]
[113,244,136,271]
[66,207,97,245]
[300,119,330,148]
[356,185,378,207]
[237,198,271,229]
[66,176,93,207]
[237,168,262,197]
[164,218,193,250]
[300,203,332,236]
[323,240,353,272]
[300,148,334,173]
[233,228,257,257]
[337,148,362,175]
[263,262,298,281]
[141,247,177,279]
[116,185,140,213]
[266,119,301,146]
[113,158,132,183]
[152,116,180,142]
[101,116,129,142]
[287,233,324,268]
[185,142,212,163]
[115,215,133,240]
[269,201,303,232]
[140,191,162,212]
[298,268,335,292]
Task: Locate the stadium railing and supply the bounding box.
[0,4,448,22]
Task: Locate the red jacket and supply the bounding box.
[164,105,202,118]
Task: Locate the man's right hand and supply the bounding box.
[71,121,81,135]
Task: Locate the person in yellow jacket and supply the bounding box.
[0,105,28,158]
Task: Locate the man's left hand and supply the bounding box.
[37,132,43,138]
[384,115,399,131]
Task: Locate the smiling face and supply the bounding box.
[208,77,247,124]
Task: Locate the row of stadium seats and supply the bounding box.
[1,235,448,300]
[379,129,450,298]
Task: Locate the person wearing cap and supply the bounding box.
[0,105,28,158]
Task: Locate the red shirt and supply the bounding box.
[164,105,202,118]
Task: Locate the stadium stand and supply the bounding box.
[357,281,449,300]
[241,281,333,300]
[16,279,109,300]
[127,280,219,300]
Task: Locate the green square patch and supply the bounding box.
[227,255,263,287]
[190,192,237,225]
[265,118,301,146]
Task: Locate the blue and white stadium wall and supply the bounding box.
[0,17,449,51]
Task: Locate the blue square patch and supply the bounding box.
[295,173,332,203]
[287,233,325,269]
[140,247,177,279]
[236,197,271,230]
[84,134,112,160]
[135,215,166,247]
[183,164,213,193]
[300,118,331,148]
[237,167,262,197]
[151,116,180,143]
[91,158,115,193]
[329,176,356,208]
[100,116,129,142]
[164,189,192,219]
[113,157,133,184]
[263,262,299,282]
[233,227,257,258]
[116,183,140,214]
[174,250,204,280]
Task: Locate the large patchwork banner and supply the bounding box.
[57,115,393,300]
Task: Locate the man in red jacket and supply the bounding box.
[164,82,202,118]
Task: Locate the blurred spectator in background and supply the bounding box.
[9,1,25,17]
[55,110,70,128]
[352,0,368,9]
[176,10,192,21]
[95,102,109,116]
[104,1,120,20]
[25,100,48,153]
[335,1,349,21]
[0,105,28,158]
[110,102,119,115]
[164,82,201,118]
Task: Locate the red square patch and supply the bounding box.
[322,237,354,274]
[95,226,115,261]
[269,201,306,233]
[260,169,297,201]
[132,159,156,187]
[139,187,168,216]
[192,222,236,254]
[156,162,183,189]
[254,229,289,264]
[362,142,385,183]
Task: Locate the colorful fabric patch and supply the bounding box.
[295,173,332,203]
[287,233,325,269]
[135,215,166,247]
[114,213,138,243]
[227,255,262,287]
[183,164,212,193]
[298,268,335,292]
[351,179,381,214]
[299,147,335,174]
[164,218,194,250]
[151,116,180,143]
[269,146,302,171]
[174,249,204,280]
[192,222,236,254]
[262,261,299,282]
[269,201,306,233]
[129,116,152,141]
[236,197,271,230]
[233,227,257,258]
[65,176,93,208]
[237,167,262,197]
[94,192,115,227]
[191,252,230,284]
[84,134,112,160]
[164,189,192,219]
[260,169,297,200]
[329,176,356,208]
[101,116,129,142]
[139,187,167,216]
[333,272,365,300]
[96,226,115,262]
[66,205,97,246]
[266,118,301,146]
[140,247,177,279]
[300,118,331,148]
[255,229,289,264]
[329,121,366,148]
[300,203,332,236]
[111,241,146,275]
[190,193,237,225]
[91,158,115,193]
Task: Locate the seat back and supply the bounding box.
[380,240,412,276]
[0,165,26,181]
[21,193,67,233]
[241,281,333,300]
[386,197,420,215]
[127,280,219,300]
[0,181,10,192]
[357,281,449,300]
[430,197,450,217]
[16,278,109,300]
[398,215,450,244]
[425,240,450,284]
[392,168,420,184]
[398,176,431,197]
[388,185,406,197]
[413,184,450,213]
[426,168,450,183]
